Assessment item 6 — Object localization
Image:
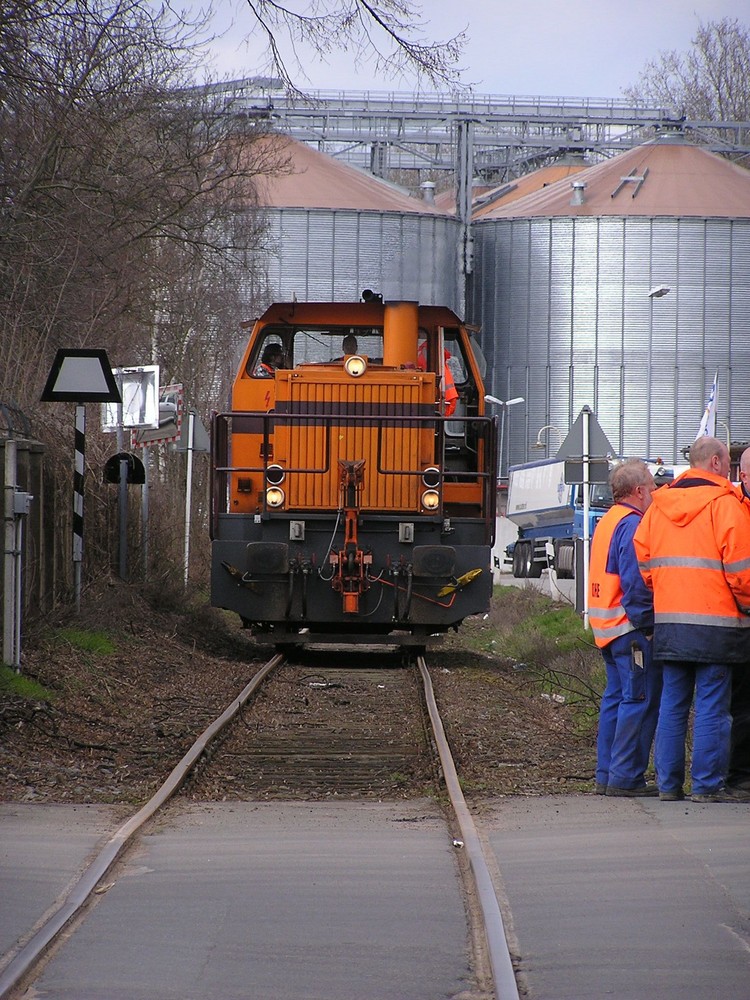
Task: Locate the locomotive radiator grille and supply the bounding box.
[277,378,434,511]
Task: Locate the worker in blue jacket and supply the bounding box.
[589,459,661,796]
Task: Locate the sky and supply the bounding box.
[186,0,749,100]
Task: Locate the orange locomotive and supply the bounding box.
[210,296,498,652]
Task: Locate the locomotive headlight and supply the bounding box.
[266,464,285,486]
[266,486,285,508]
[344,354,367,377]
[422,467,441,489]
[421,489,440,510]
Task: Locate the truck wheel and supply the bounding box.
[512,545,525,578]
[520,541,535,578]
[527,546,543,578]
[554,540,574,579]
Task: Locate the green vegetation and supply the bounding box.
[474,585,604,728]
[55,628,116,656]
[0,664,54,701]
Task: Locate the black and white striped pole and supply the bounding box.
[73,404,85,612]
[41,349,120,613]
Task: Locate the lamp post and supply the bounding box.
[532,424,563,455]
[485,395,524,482]
[717,420,731,451]
[647,285,671,458]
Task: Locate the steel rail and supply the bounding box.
[417,656,520,1000]
[0,654,284,999]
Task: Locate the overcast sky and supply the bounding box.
[190,0,748,99]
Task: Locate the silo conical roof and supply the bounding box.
[479,139,750,219]
[255,134,445,214]
[472,162,589,218]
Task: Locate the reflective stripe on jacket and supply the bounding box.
[589,504,639,648]
[633,468,750,663]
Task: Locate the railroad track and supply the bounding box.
[0,651,520,1000]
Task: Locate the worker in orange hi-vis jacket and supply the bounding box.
[417,340,458,416]
[634,436,750,804]
[590,459,660,798]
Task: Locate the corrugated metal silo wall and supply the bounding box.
[470,215,750,470]
[261,208,461,311]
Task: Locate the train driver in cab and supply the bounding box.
[253,342,284,378]
[331,334,359,361]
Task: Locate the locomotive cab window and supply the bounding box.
[250,326,385,367]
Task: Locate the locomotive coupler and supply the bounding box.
[330,459,371,614]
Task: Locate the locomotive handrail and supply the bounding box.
[210,409,497,539]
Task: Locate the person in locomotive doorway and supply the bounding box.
[590,459,661,797]
[253,342,284,377]
[416,338,459,416]
[634,436,750,803]
[727,446,750,793]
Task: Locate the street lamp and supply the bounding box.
[718,420,731,451]
[647,285,672,458]
[532,424,563,454]
[485,394,524,481]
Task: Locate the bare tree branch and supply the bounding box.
[624,17,750,123]
[241,0,467,91]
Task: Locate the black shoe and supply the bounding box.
[594,782,607,795]
[725,784,750,800]
[659,789,685,801]
[691,787,750,803]
[606,784,659,797]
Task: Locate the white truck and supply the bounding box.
[504,458,679,579]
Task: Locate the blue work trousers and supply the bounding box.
[596,630,662,790]
[656,661,732,797]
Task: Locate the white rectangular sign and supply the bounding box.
[101,366,160,432]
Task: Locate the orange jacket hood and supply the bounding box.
[649,468,736,527]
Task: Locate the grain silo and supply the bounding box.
[253,136,460,310]
[469,137,750,471]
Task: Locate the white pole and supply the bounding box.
[498,406,507,482]
[142,445,149,581]
[183,411,194,589]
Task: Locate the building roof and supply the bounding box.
[254,134,445,214]
[477,140,750,220]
